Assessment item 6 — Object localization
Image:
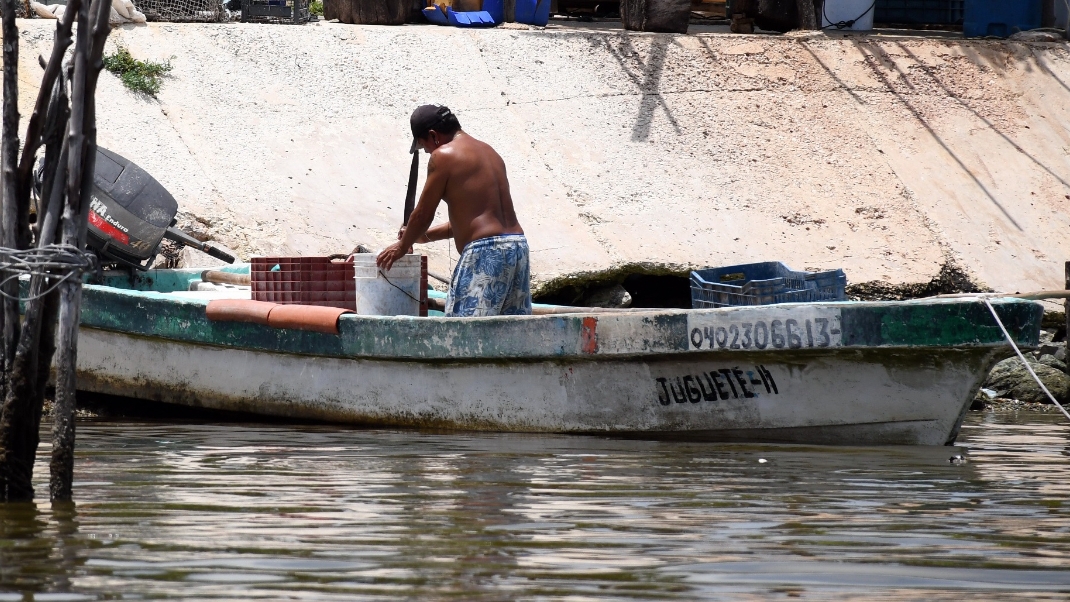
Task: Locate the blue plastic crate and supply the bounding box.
[690,261,846,309]
[963,0,1040,37]
[875,0,963,25]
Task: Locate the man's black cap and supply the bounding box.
[409,104,453,153]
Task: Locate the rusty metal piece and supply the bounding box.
[201,270,251,287]
[206,299,276,324]
[580,317,598,353]
[266,304,354,334]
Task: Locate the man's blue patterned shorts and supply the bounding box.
[446,234,532,317]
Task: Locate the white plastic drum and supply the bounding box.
[353,254,424,316]
[821,0,875,30]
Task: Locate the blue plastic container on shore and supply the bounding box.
[690,262,847,309]
[515,0,549,25]
[963,0,1041,37]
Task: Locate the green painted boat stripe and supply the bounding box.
[78,284,1042,360]
[80,286,586,360]
[839,300,1041,348]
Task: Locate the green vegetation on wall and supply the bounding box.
[102,47,173,96]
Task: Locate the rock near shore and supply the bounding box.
[983,357,1070,405]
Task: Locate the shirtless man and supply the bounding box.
[376,105,531,317]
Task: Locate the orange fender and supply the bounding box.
[266,304,354,335]
[206,300,354,334]
[206,299,277,325]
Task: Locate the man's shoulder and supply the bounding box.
[431,137,484,170]
[428,146,455,174]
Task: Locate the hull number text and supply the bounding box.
[687,308,842,351]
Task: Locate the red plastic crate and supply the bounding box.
[250,255,428,316]
[250,256,356,310]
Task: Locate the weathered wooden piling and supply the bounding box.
[51,0,111,502]
[0,0,109,502]
[0,0,29,502]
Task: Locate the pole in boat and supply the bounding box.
[402,142,418,226]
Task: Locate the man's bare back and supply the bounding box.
[425,131,523,253]
[377,105,531,317]
[377,113,523,267]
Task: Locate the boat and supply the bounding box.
[73,265,1042,446]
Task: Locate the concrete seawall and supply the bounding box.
[10,21,1070,293]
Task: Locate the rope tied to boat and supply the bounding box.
[983,298,1070,423]
[377,269,422,304]
[0,244,97,301]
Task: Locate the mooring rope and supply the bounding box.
[983,298,1070,423]
[0,244,97,301]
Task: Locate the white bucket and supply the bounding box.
[353,254,426,316]
[821,0,874,30]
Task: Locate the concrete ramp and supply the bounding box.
[11,21,1070,293]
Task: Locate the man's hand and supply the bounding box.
[376,240,407,271]
[398,226,424,246]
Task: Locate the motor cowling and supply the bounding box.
[86,147,179,269]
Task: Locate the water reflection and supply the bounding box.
[0,412,1065,600]
[0,501,88,600]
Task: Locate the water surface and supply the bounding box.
[1,411,1068,600]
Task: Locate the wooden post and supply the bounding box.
[49,0,111,502]
[1065,261,1069,360]
[0,0,20,390]
[0,0,26,502]
[0,0,99,503]
[621,0,691,32]
[796,0,816,29]
[16,0,78,209]
[0,0,77,504]
[331,0,410,23]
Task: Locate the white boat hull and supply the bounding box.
[76,327,996,445]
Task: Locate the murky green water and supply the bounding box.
[1,412,1069,600]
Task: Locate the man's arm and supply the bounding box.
[399,221,451,244]
[377,151,449,270]
[422,222,452,242]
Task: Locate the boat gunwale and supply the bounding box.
[77,281,1044,362]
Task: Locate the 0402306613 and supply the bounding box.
[686,307,842,351]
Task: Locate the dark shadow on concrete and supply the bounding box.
[599,34,683,141]
[1027,47,1070,96]
[797,42,870,105]
[798,40,1023,230]
[848,40,1023,230]
[894,41,1070,191]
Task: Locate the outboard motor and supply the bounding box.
[37,148,235,270]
